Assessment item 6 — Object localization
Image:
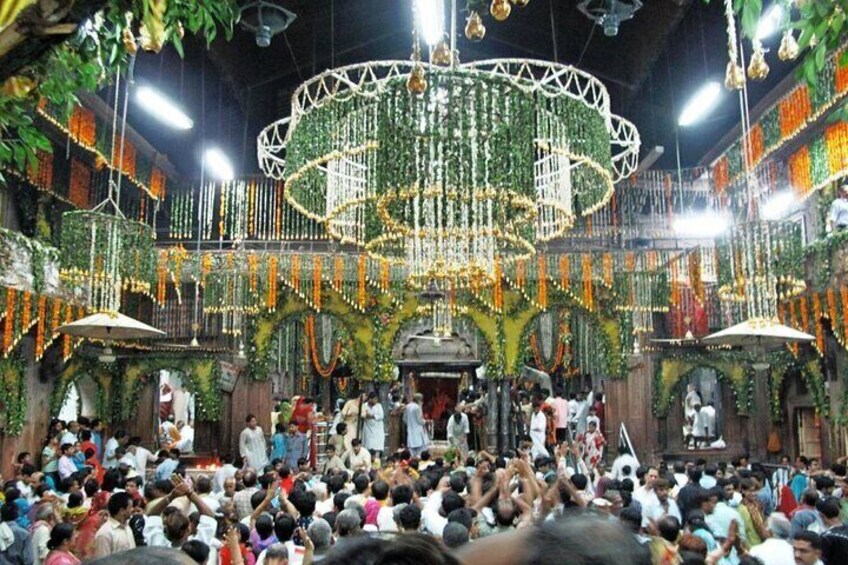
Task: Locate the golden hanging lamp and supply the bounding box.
[747,45,770,81]
[491,0,512,21]
[430,39,453,66]
[778,30,800,61]
[407,65,428,95]
[465,11,486,41]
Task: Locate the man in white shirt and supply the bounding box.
[213,454,237,493]
[421,479,465,538]
[128,438,155,482]
[60,421,80,446]
[529,400,549,460]
[103,430,128,469]
[239,414,270,471]
[57,444,78,481]
[377,484,414,533]
[829,182,848,232]
[641,479,681,527]
[633,467,660,508]
[342,438,372,473]
[143,477,217,549]
[30,503,55,565]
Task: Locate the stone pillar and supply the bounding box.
[747,367,771,461]
[486,385,499,452]
[499,377,513,451]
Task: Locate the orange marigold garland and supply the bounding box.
[788,146,813,198]
[247,252,259,292]
[538,255,547,309]
[157,262,167,304]
[380,259,390,292]
[713,156,730,199]
[313,256,322,310]
[150,168,167,200]
[292,254,301,293]
[357,255,367,310]
[827,288,839,337]
[69,158,92,209]
[62,302,72,360]
[333,256,344,292]
[558,255,569,291]
[603,253,613,287]
[841,286,848,341]
[581,254,593,310]
[529,331,566,373]
[267,256,278,310]
[779,85,811,139]
[21,291,31,331]
[35,295,47,360]
[305,315,342,377]
[3,289,15,355]
[812,293,825,354]
[68,106,96,147]
[825,122,848,177]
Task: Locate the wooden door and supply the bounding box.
[796,408,822,459]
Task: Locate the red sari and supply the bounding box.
[291,399,317,468]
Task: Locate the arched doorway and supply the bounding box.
[56,373,99,423]
[392,316,484,440]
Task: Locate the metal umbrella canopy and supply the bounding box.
[701,319,814,349]
[56,312,166,341]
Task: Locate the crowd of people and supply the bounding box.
[2,399,848,565]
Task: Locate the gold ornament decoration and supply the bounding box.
[511,0,530,6]
[725,60,745,90]
[465,11,486,41]
[778,30,800,61]
[122,26,138,55]
[491,0,511,21]
[407,66,428,95]
[430,39,453,66]
[747,42,770,81]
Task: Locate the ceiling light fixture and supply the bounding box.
[415,0,445,46]
[577,0,643,37]
[238,0,298,48]
[678,81,722,127]
[672,210,730,238]
[756,4,784,40]
[204,148,235,181]
[135,86,193,130]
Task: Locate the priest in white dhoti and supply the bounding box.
[446,408,470,460]
[239,414,269,470]
[405,393,429,457]
[529,400,550,460]
[684,384,701,422]
[362,392,385,459]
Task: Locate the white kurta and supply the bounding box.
[404,402,429,449]
[446,412,469,456]
[239,426,269,470]
[362,403,385,451]
[529,410,549,460]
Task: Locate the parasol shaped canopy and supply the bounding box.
[56,312,166,341]
[700,319,814,349]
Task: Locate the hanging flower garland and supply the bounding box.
[357,255,367,310]
[304,315,342,377]
[34,295,46,360]
[582,254,593,310]
[3,289,15,354]
[267,256,278,310]
[313,256,322,310]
